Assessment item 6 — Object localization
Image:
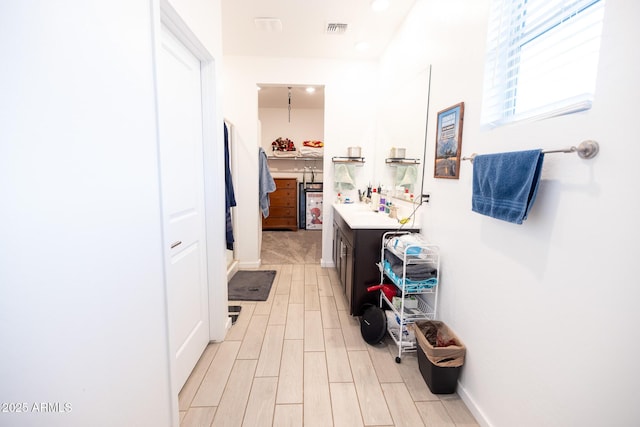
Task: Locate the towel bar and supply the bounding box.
[462,140,599,163]
[332,156,365,164]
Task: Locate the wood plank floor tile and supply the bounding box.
[367,342,403,383]
[415,401,455,427]
[225,303,256,342]
[237,314,268,360]
[288,279,305,304]
[253,285,275,316]
[440,397,480,426]
[317,274,334,296]
[273,404,303,427]
[381,382,426,427]
[211,359,257,427]
[268,293,289,325]
[180,406,216,427]
[324,328,353,382]
[276,340,303,404]
[191,340,241,407]
[304,264,317,285]
[255,325,285,377]
[327,267,340,284]
[332,285,348,311]
[179,342,220,410]
[330,382,364,427]
[303,351,333,427]
[303,310,324,352]
[337,310,367,351]
[348,350,393,426]
[275,265,293,295]
[284,303,304,340]
[319,295,341,329]
[304,284,320,310]
[242,377,277,427]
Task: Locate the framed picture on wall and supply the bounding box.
[434,102,464,179]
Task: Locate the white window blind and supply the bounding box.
[481,0,605,128]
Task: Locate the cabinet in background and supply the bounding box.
[263,178,298,231]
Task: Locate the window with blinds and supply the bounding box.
[481,0,606,128]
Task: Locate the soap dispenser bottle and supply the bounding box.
[371,188,379,211]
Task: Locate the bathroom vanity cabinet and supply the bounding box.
[262,178,298,231]
[333,207,418,316]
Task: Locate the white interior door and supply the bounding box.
[157,24,209,392]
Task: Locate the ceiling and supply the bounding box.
[258,85,325,109]
[221,0,416,61]
[223,0,416,109]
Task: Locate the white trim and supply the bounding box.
[321,258,335,268]
[240,260,263,269]
[160,0,213,61]
[148,2,176,424]
[456,382,492,427]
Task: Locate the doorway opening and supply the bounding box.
[257,84,325,264]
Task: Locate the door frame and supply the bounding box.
[152,0,228,423]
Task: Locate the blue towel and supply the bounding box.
[472,149,544,224]
[259,147,276,218]
[224,123,237,250]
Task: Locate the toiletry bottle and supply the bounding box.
[371,188,379,211]
[379,195,386,212]
[336,193,342,204]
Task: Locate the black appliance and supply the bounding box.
[298,182,323,229]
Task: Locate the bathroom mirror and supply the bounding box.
[373,66,431,201]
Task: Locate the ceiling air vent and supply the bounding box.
[254,18,283,32]
[326,23,348,34]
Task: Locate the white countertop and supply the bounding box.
[333,201,422,230]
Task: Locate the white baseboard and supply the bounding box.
[238,259,262,269]
[226,260,239,281]
[224,316,232,334]
[456,382,491,427]
[321,258,335,268]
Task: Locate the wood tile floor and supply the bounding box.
[178,262,479,426]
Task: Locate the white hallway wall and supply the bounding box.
[0,1,225,426]
[390,1,640,426]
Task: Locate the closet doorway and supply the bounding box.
[258,84,325,264]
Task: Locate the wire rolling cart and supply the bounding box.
[377,231,440,363]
